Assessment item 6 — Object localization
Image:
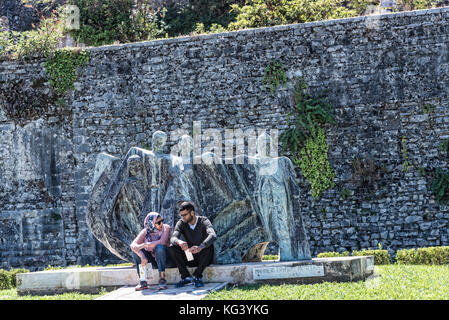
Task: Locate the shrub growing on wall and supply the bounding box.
[298,127,336,199]
[430,168,449,205]
[44,48,90,96]
[263,60,287,94]
[281,78,336,199]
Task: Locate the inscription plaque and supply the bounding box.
[366,257,374,272]
[253,264,324,280]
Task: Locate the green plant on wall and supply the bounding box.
[263,60,287,94]
[422,103,436,114]
[440,138,449,157]
[400,136,413,172]
[418,167,427,177]
[341,187,351,200]
[281,78,336,199]
[430,168,449,205]
[44,48,90,96]
[281,78,336,161]
[297,126,335,199]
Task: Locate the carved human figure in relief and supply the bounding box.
[175,134,202,207]
[113,154,147,236]
[250,132,310,261]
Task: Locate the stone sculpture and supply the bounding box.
[87,131,311,263]
[87,131,183,261]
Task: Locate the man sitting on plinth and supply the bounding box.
[169,201,217,288]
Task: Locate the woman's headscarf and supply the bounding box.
[144,212,161,236]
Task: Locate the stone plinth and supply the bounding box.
[17,256,374,295]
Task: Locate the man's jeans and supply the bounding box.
[132,245,174,277]
[168,244,214,279]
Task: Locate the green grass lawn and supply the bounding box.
[205,265,449,300]
[0,288,108,300]
[3,264,449,300]
[0,262,132,300]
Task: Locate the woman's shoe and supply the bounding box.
[135,280,148,291]
[158,278,167,290]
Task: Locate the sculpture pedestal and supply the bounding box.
[17,256,374,295]
[201,256,374,285]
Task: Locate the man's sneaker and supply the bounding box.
[193,277,204,288]
[158,278,167,290]
[135,280,148,291]
[175,277,192,288]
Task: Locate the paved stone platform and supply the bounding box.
[96,282,228,300]
[17,256,374,296]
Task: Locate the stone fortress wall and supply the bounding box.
[1,7,449,270]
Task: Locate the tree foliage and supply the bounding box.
[161,0,244,36]
[228,0,359,30]
[0,13,64,60]
[67,0,168,46]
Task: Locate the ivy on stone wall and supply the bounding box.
[0,48,89,125]
[44,48,90,96]
[297,126,335,199]
[440,138,449,158]
[280,78,336,199]
[281,78,336,152]
[262,60,287,95]
[400,136,413,172]
[431,168,449,205]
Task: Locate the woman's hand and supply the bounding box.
[144,242,156,251]
[131,243,146,252]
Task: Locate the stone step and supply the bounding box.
[17,256,374,295]
[96,282,229,300]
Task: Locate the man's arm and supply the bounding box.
[190,217,217,254]
[200,217,217,248]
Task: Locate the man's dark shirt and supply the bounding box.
[170,215,217,248]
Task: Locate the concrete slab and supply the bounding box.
[96,282,228,300]
[17,256,374,295]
